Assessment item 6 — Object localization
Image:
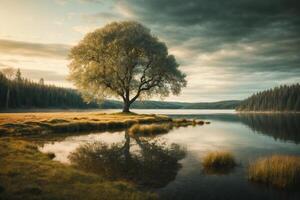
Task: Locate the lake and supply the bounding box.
[40,109,300,200]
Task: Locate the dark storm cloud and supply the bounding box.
[0,39,71,59]
[81,12,120,23]
[121,0,300,73]
[124,0,300,36]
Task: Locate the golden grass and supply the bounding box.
[248,155,300,189]
[172,119,206,127]
[202,151,236,174]
[129,123,173,135]
[0,138,156,200]
[0,112,171,136]
[0,113,209,136]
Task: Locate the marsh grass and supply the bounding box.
[248,155,300,189]
[202,151,236,175]
[0,138,156,200]
[129,123,173,135]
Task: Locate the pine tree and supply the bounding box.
[0,74,98,109]
[15,68,22,82]
[39,78,44,85]
[237,84,300,112]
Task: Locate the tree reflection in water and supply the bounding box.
[68,131,186,188]
[238,114,300,144]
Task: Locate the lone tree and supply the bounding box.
[68,21,186,112]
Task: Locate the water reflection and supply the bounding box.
[38,110,300,199]
[169,113,300,144]
[68,131,186,188]
[238,114,300,144]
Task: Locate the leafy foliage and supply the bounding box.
[69,21,186,112]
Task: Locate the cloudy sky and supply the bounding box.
[0,0,299,102]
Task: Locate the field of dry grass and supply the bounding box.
[248,155,300,189]
[0,112,172,136]
[0,112,208,136]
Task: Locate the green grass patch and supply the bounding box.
[248,155,300,189]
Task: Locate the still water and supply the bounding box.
[40,110,300,200]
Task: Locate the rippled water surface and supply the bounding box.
[40,110,300,200]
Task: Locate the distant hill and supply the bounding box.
[181,100,241,109]
[236,84,300,112]
[99,100,241,109]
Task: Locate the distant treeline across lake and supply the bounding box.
[0,72,98,109]
[237,84,300,112]
[0,71,240,110]
[1,70,299,111]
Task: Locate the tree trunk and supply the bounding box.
[122,100,130,113]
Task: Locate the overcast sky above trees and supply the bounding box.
[0,0,299,102]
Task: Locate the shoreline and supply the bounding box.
[0,112,207,137]
[0,108,236,113]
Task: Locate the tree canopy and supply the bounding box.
[68,21,186,112]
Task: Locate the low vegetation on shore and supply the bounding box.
[202,151,237,174]
[0,112,208,136]
[248,155,300,189]
[128,118,207,136]
[0,138,156,200]
[0,112,171,136]
[129,123,173,135]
